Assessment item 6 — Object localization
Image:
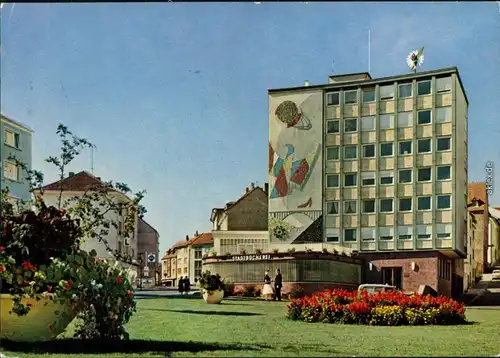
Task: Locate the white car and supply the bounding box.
[492,270,500,280]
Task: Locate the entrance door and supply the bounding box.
[381,267,403,289]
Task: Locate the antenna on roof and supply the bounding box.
[331,60,335,74]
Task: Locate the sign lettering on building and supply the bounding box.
[232,254,271,261]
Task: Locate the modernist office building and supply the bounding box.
[268,67,468,296]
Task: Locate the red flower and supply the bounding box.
[63,280,73,291]
[47,285,53,292]
[48,323,53,330]
[60,209,66,216]
[0,246,5,252]
[115,276,123,285]
[0,265,5,273]
[126,290,132,297]
[21,261,37,271]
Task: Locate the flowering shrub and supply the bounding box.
[287,289,466,326]
[197,271,225,294]
[0,124,145,340]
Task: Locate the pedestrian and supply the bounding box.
[185,276,191,293]
[178,276,185,295]
[273,268,282,301]
[262,269,274,301]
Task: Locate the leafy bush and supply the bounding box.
[286,289,467,326]
[322,248,329,254]
[223,282,235,298]
[197,271,224,293]
[241,285,257,297]
[272,248,279,254]
[289,285,306,299]
[255,249,263,255]
[287,248,296,254]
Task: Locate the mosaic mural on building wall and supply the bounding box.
[268,92,323,243]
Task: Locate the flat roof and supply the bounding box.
[268,66,468,105]
[1,114,34,133]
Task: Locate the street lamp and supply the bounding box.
[138,253,144,291]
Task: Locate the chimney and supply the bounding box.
[245,187,249,194]
[195,230,199,236]
[304,80,310,87]
[264,182,269,195]
[250,182,255,190]
[97,177,101,181]
[68,172,75,177]
[185,235,189,241]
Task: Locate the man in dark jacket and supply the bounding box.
[184,277,191,293]
[178,277,185,294]
[273,269,282,301]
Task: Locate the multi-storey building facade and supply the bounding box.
[137,217,160,285]
[211,183,269,255]
[1,114,33,202]
[468,182,489,277]
[268,67,468,296]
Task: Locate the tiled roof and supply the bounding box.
[40,171,106,191]
[190,232,213,246]
[468,183,488,212]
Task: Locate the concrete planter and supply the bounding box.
[0,294,76,342]
[201,289,224,304]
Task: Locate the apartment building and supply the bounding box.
[161,232,214,286]
[36,171,139,278]
[211,183,269,255]
[468,182,489,277]
[268,67,468,297]
[189,232,213,279]
[1,114,33,202]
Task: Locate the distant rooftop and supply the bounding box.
[1,114,34,133]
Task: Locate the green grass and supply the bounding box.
[2,297,500,357]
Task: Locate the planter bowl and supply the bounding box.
[0,294,76,342]
[201,289,224,304]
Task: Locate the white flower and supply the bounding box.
[90,279,96,286]
[71,294,78,300]
[96,283,103,289]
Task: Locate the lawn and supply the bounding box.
[1,297,500,357]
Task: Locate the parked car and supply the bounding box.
[357,283,414,296]
[492,269,500,280]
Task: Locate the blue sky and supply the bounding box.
[1,2,499,254]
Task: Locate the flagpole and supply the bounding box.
[368,30,371,73]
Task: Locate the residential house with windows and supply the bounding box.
[161,249,177,287]
[189,232,213,280]
[210,183,269,256]
[35,171,139,277]
[464,211,476,290]
[268,67,468,297]
[137,217,160,286]
[468,182,489,278]
[161,232,214,286]
[1,114,33,203]
[488,207,500,268]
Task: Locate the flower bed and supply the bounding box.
[287,289,467,326]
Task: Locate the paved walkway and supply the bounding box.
[463,274,500,307]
